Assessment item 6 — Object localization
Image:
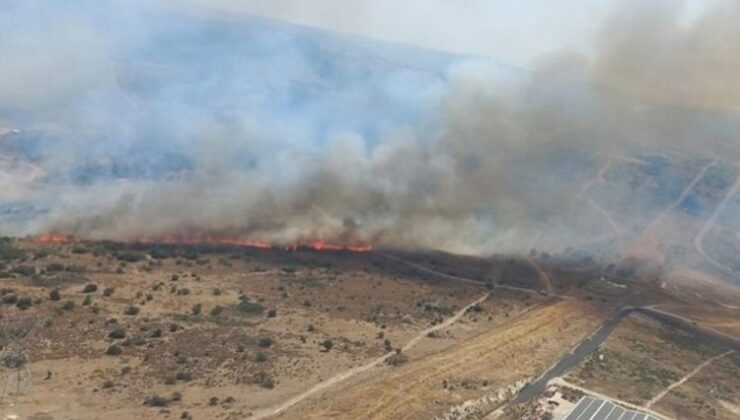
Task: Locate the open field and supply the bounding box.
[281,299,602,420]
[1,238,739,420]
[1,240,483,419]
[565,312,739,416]
[654,350,740,419]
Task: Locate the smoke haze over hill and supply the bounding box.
[2,0,740,258]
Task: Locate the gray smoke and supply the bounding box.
[2,0,740,256]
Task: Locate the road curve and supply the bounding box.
[507,305,740,407]
[251,292,489,419]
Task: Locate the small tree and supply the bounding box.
[258,337,273,348]
[109,328,127,339]
[16,297,32,310]
[106,344,123,356]
[49,289,61,301]
[321,339,333,352]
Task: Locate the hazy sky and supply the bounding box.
[174,0,710,67]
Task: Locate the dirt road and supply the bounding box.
[252,292,490,419]
[283,299,601,419]
[647,350,734,408]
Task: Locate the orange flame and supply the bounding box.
[133,235,372,252]
[32,233,372,252]
[134,235,272,249]
[34,233,76,244]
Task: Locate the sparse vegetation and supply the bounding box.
[109,328,127,339]
[321,339,334,352]
[143,395,170,407]
[82,283,98,293]
[16,296,32,310]
[236,299,264,315]
[258,337,273,348]
[105,345,123,356]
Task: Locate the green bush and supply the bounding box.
[47,263,65,272]
[2,294,18,305]
[109,328,127,339]
[210,305,223,317]
[12,265,35,276]
[105,345,123,356]
[82,283,98,293]
[72,245,89,254]
[236,300,264,315]
[117,252,144,263]
[258,337,273,348]
[143,395,170,407]
[49,289,61,301]
[175,371,192,382]
[321,339,334,351]
[16,297,32,310]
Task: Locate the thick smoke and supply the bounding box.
[1,0,740,255]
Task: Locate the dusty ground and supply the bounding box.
[1,238,739,420]
[654,350,740,420]
[280,299,603,420]
[1,240,480,420]
[566,312,738,415]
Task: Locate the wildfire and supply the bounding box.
[285,240,373,252]
[34,233,76,244]
[134,235,372,252]
[134,235,273,249]
[31,233,372,252]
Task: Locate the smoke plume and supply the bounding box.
[1,0,740,256]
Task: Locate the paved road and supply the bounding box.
[250,292,490,419]
[510,307,633,404]
[509,305,740,406]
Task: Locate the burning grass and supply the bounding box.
[30,233,372,253]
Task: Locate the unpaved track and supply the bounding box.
[286,299,601,420]
[644,160,716,233]
[376,252,484,289]
[577,159,624,236]
[251,292,489,419]
[694,168,740,274]
[647,350,734,408]
[380,252,572,299]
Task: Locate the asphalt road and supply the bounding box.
[510,305,740,405]
[511,307,632,404]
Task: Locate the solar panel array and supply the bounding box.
[562,396,661,420]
